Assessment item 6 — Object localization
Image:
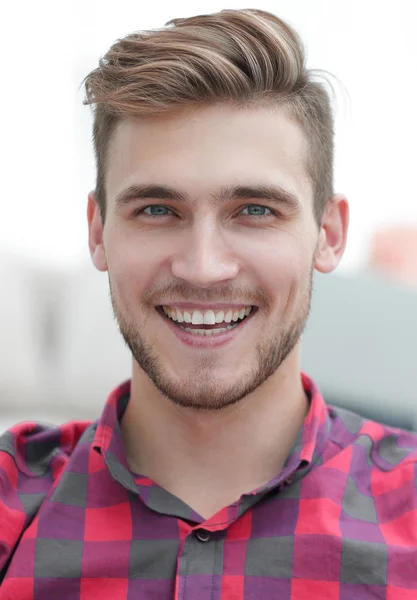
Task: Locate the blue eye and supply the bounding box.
[240,205,274,218]
[141,205,173,217]
[134,203,277,219]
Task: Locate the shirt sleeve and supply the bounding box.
[0,446,28,577]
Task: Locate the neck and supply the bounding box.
[120,349,308,519]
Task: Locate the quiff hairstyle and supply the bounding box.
[84,9,335,226]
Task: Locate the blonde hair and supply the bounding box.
[84,8,335,225]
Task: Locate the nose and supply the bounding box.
[170,219,239,287]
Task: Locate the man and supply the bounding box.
[0,8,416,599]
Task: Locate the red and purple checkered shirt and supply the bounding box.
[0,372,416,599]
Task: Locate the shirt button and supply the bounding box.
[195,529,211,542]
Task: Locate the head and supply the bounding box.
[86,9,348,411]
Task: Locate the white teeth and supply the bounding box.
[191,311,204,325]
[224,310,233,323]
[162,305,253,326]
[203,310,216,325]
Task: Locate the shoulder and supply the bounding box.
[0,419,92,575]
[0,419,94,514]
[328,404,417,469]
[326,406,417,545]
[327,405,417,522]
[0,419,93,479]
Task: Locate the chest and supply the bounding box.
[3,488,416,599]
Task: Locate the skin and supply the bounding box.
[87,103,349,519]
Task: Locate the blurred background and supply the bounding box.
[0,0,416,432]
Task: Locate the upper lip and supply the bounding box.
[158,302,255,310]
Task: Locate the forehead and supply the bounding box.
[106,104,312,204]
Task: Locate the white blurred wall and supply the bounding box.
[1,0,416,271]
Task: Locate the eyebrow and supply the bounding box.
[114,183,302,212]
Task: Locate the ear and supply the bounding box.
[87,191,108,272]
[314,194,349,273]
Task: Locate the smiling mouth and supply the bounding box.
[156,306,258,336]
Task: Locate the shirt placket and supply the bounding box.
[175,525,225,600]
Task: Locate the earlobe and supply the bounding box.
[314,194,349,274]
[87,191,108,272]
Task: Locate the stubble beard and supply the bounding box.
[109,270,313,412]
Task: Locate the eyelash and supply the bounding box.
[134,204,278,219]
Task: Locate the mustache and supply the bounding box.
[140,281,270,308]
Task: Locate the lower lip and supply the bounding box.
[156,307,257,349]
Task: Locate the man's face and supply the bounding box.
[90,104,324,411]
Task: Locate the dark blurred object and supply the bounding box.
[302,271,417,432]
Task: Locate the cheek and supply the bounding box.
[107,223,169,271]
[106,227,145,275]
[106,237,168,315]
[248,242,313,318]
[106,249,147,307]
[247,237,308,286]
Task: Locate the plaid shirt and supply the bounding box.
[1,373,416,599]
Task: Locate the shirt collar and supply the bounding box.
[92,372,331,493]
[284,372,331,479]
[93,378,131,457]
